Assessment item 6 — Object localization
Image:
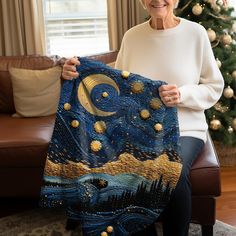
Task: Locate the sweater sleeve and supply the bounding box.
[177,29,224,111]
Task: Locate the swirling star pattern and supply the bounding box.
[40,58,182,236]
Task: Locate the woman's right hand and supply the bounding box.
[62,57,80,80]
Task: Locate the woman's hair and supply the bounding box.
[139,0,179,9]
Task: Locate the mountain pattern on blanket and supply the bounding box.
[40,57,183,236]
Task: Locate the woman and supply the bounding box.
[62,0,224,235]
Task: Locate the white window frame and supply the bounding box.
[43,0,109,57]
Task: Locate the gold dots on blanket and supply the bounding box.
[106,226,114,233]
[140,109,150,120]
[63,103,71,111]
[101,232,108,236]
[154,123,163,132]
[71,120,80,128]
[121,71,130,79]
[91,140,102,152]
[131,81,144,94]
[102,92,109,98]
[150,98,162,110]
[94,121,107,134]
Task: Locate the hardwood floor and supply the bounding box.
[216,167,236,227]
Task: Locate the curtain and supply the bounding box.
[107,0,146,51]
[0,0,45,56]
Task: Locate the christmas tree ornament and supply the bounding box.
[212,5,221,13]
[192,4,203,15]
[232,70,236,79]
[216,58,222,68]
[223,86,234,98]
[214,102,229,113]
[232,118,236,130]
[228,126,234,133]
[207,28,216,42]
[232,22,236,32]
[221,34,232,45]
[217,0,224,5]
[210,118,221,130]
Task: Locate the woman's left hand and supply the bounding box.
[159,84,180,107]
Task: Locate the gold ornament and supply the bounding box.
[232,22,236,33]
[223,86,234,98]
[221,34,232,45]
[216,58,222,68]
[232,118,236,130]
[154,123,163,132]
[214,102,229,113]
[207,28,216,42]
[140,109,150,120]
[231,70,236,80]
[192,4,203,15]
[121,71,130,79]
[64,103,71,111]
[131,81,144,93]
[106,226,114,233]
[150,98,162,110]
[212,5,221,13]
[101,232,108,236]
[94,121,107,134]
[102,92,109,98]
[228,126,234,134]
[210,118,221,130]
[90,140,102,152]
[71,120,80,128]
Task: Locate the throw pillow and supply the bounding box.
[9,66,62,117]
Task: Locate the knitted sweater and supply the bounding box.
[115,18,224,142]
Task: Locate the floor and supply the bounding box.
[216,166,236,227]
[0,167,236,228]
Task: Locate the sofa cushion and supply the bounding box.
[0,55,61,114]
[9,66,62,117]
[0,114,55,167]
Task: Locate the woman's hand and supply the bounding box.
[62,57,80,80]
[159,84,180,107]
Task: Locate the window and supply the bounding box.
[43,0,109,57]
[229,0,236,16]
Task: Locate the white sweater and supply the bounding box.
[115,18,224,142]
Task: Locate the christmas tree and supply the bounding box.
[176,0,236,146]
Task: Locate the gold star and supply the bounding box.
[71,120,80,128]
[131,81,144,93]
[90,140,102,152]
[63,103,71,111]
[99,179,107,187]
[140,109,150,120]
[121,71,130,79]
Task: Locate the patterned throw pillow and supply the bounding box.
[40,58,182,235]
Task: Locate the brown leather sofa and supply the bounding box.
[0,52,220,236]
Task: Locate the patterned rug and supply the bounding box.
[0,208,236,236]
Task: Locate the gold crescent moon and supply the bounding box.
[78,74,120,116]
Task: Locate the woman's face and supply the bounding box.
[142,0,176,19]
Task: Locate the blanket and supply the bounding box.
[40,58,183,235]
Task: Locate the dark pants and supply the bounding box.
[132,136,204,236]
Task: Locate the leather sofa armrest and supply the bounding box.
[190,132,221,196]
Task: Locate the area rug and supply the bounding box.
[0,208,236,236]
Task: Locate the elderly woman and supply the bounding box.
[62,0,224,235]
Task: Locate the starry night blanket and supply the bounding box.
[40,57,183,236]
